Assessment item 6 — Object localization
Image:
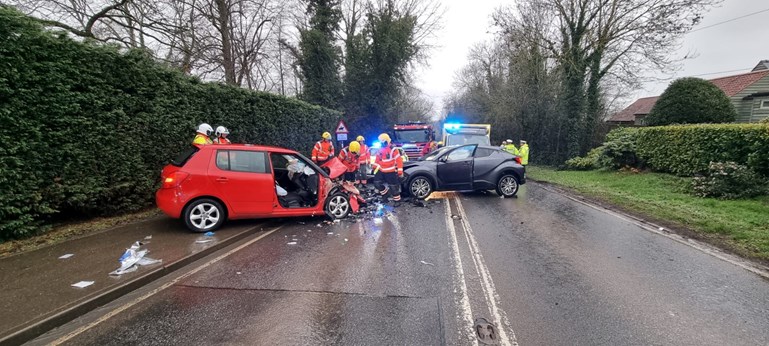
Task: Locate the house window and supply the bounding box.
[761,100,769,109]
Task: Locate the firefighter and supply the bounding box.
[356,136,370,185]
[193,123,214,145]
[502,139,518,155]
[372,133,403,205]
[311,132,335,165]
[213,126,231,144]
[338,141,361,182]
[519,140,529,166]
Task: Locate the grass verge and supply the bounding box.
[527,166,769,264]
[0,208,161,258]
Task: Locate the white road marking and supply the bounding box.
[537,183,769,280]
[455,196,518,346]
[49,225,284,345]
[444,199,479,346]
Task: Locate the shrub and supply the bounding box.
[691,162,767,199]
[646,77,737,126]
[634,124,769,176]
[760,117,769,124]
[564,146,603,170]
[597,128,643,169]
[0,7,340,239]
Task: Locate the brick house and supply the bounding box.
[608,60,769,126]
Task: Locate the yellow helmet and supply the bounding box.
[322,132,331,139]
[378,133,391,144]
[356,135,365,142]
[349,141,361,154]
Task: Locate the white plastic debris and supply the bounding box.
[327,232,334,235]
[451,215,460,219]
[71,281,94,288]
[109,241,162,276]
[344,238,348,242]
[144,235,152,240]
[658,227,665,231]
[374,218,383,225]
[58,254,74,259]
[195,239,213,244]
[420,260,435,266]
[236,271,242,275]
[333,220,341,223]
[287,241,298,245]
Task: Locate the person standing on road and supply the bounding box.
[312,132,335,165]
[338,141,362,183]
[213,126,231,144]
[519,140,529,166]
[421,135,437,157]
[372,133,403,205]
[502,139,518,155]
[356,136,370,186]
[193,123,214,145]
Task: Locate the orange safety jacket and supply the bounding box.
[338,147,360,172]
[214,137,231,144]
[312,140,334,162]
[373,144,403,175]
[357,144,370,164]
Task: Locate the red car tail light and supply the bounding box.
[513,156,522,164]
[162,171,190,189]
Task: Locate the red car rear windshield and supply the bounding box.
[171,146,200,167]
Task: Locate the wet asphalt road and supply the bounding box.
[35,183,769,345]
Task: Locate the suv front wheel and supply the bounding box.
[184,198,226,232]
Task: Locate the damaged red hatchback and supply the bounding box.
[156,144,352,232]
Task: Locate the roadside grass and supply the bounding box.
[0,208,161,258]
[527,166,769,263]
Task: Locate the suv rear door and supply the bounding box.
[210,149,274,216]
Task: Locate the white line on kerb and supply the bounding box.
[444,199,479,346]
[455,196,518,346]
[49,225,284,345]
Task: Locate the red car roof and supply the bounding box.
[195,143,298,154]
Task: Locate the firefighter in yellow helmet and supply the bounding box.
[338,141,361,182]
[312,132,335,165]
[355,135,370,186]
[372,133,404,205]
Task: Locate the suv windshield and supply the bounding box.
[393,129,430,143]
[423,147,452,161]
[171,146,200,167]
[446,134,490,146]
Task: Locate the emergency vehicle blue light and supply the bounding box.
[372,141,382,149]
[445,123,461,130]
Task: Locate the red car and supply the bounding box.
[156,144,352,232]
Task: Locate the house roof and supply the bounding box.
[608,96,658,122]
[608,68,769,123]
[708,70,769,97]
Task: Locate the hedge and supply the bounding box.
[603,124,769,176]
[0,7,340,239]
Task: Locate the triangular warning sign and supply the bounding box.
[335,120,349,134]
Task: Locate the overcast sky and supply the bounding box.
[414,0,769,117]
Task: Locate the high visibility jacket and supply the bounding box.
[338,147,360,172]
[421,141,436,156]
[502,144,518,155]
[357,144,370,164]
[373,145,403,175]
[214,137,231,145]
[193,134,213,145]
[312,140,334,162]
[519,144,529,165]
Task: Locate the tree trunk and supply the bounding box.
[215,0,237,85]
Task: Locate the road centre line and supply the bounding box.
[454,196,518,346]
[444,198,479,346]
[49,225,284,345]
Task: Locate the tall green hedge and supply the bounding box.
[0,7,340,239]
[603,124,769,176]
